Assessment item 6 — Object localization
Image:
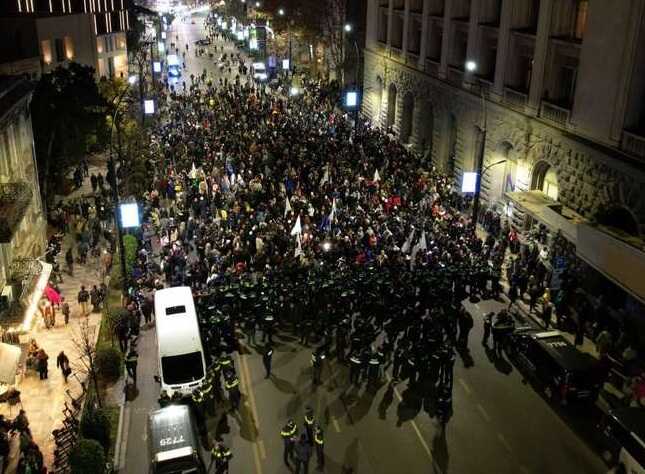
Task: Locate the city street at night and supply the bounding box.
[1,1,645,474]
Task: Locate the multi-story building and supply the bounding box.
[0,0,131,79]
[362,1,645,324]
[0,76,48,331]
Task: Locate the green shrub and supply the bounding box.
[70,439,105,474]
[80,405,112,453]
[109,234,138,290]
[96,346,122,379]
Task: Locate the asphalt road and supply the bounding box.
[120,10,608,474]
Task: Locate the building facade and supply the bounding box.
[0,0,131,79]
[0,77,48,329]
[362,0,645,308]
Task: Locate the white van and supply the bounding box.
[154,286,206,397]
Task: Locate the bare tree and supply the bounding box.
[322,0,348,83]
[71,320,103,408]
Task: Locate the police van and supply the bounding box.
[154,286,206,397]
[148,405,206,474]
[601,408,645,474]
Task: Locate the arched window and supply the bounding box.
[400,92,414,143]
[531,161,559,200]
[596,207,640,237]
[386,83,397,129]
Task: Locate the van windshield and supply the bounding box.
[161,352,204,385]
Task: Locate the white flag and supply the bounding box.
[329,198,337,223]
[411,231,427,263]
[401,229,415,254]
[295,234,304,257]
[373,169,381,182]
[284,196,292,217]
[190,162,197,179]
[290,215,302,236]
[320,165,330,187]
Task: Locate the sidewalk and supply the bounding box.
[0,155,110,472]
[475,226,600,359]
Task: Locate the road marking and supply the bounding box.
[258,440,266,459]
[237,353,265,474]
[497,433,513,453]
[476,404,491,422]
[331,417,341,433]
[458,378,472,396]
[385,375,434,462]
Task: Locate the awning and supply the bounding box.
[0,342,21,385]
[505,190,586,245]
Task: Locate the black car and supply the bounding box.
[511,329,601,405]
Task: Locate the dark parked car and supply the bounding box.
[511,329,602,405]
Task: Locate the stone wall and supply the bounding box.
[361,49,645,234]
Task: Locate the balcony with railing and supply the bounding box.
[504,86,528,110]
[0,182,32,243]
[540,100,571,126]
[621,130,645,160]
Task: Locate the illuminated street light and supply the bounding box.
[278,8,285,16]
[465,60,477,72]
[344,23,352,32]
[128,75,138,85]
[255,1,260,7]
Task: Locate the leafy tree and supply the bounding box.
[31,63,108,207]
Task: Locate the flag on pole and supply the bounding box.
[284,196,292,217]
[411,231,427,263]
[329,198,337,224]
[295,234,304,257]
[290,215,302,236]
[401,229,415,254]
[190,162,198,179]
[373,169,381,182]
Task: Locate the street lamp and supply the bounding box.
[278,7,285,16]
[344,23,352,32]
[467,57,489,228]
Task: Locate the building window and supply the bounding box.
[41,39,52,64]
[64,35,74,60]
[55,38,65,62]
[107,56,114,77]
[574,0,588,40]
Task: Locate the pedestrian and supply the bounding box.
[482,312,494,346]
[125,348,138,386]
[90,174,98,193]
[280,419,297,467]
[313,423,325,469]
[262,344,273,378]
[90,285,100,313]
[56,351,71,383]
[158,390,171,408]
[65,247,74,276]
[294,433,312,474]
[209,438,232,474]
[61,297,70,325]
[116,319,129,353]
[77,285,89,317]
[224,370,241,411]
[36,349,49,380]
[311,348,324,386]
[542,301,554,329]
[303,406,315,445]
